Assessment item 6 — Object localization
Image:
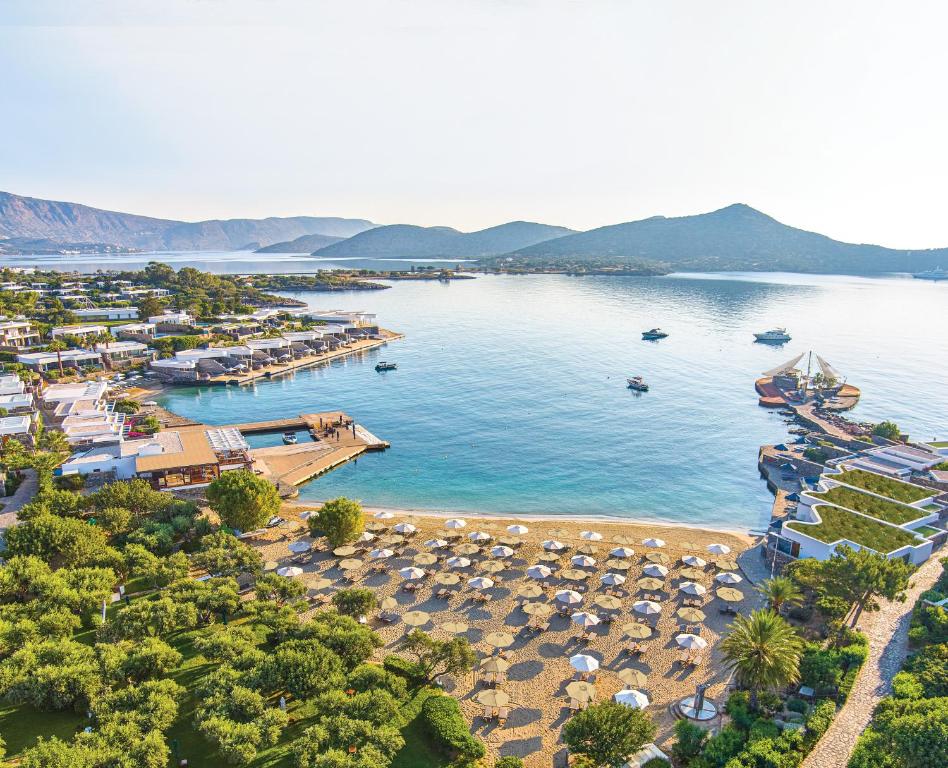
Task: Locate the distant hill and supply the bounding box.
[510,204,948,274]
[255,233,345,254]
[313,221,575,259]
[0,191,376,251]
[0,237,140,255]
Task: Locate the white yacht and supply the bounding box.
[912,267,948,281]
[754,328,792,343]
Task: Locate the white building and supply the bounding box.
[0,392,34,412]
[95,340,154,361]
[40,381,124,445]
[120,287,170,299]
[0,320,41,348]
[148,311,194,326]
[17,349,102,372]
[0,415,32,438]
[113,322,157,339]
[0,374,25,396]
[73,307,139,322]
[49,324,108,340]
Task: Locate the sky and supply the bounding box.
[3,1,948,247]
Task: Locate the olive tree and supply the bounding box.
[206,470,281,532]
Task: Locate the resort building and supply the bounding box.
[120,287,170,299]
[0,392,34,413]
[73,307,139,322]
[94,340,154,364]
[827,443,944,480]
[0,415,33,442]
[0,374,26,396]
[49,324,108,341]
[16,349,103,372]
[113,322,157,340]
[0,320,41,349]
[39,381,124,445]
[148,311,194,327]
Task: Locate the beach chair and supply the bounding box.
[568,698,580,712]
[497,707,509,726]
[482,706,494,721]
[690,652,704,667]
[677,649,690,665]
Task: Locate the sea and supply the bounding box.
[6,252,945,532]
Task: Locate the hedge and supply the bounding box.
[420,694,485,761]
[383,654,424,683]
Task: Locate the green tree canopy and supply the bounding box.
[309,497,363,547]
[400,629,476,683]
[331,587,376,617]
[720,609,803,708]
[207,470,281,532]
[562,700,657,768]
[192,531,263,578]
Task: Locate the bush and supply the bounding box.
[804,699,836,742]
[496,758,525,768]
[725,691,755,730]
[642,760,671,768]
[785,698,808,715]
[787,605,813,623]
[421,694,485,761]
[54,474,85,491]
[890,671,924,700]
[382,654,423,683]
[696,725,745,767]
[748,718,781,742]
[673,718,707,764]
[757,691,783,717]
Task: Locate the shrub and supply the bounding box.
[748,718,781,742]
[642,760,671,768]
[382,654,424,683]
[496,758,525,768]
[804,699,836,742]
[890,671,924,700]
[672,718,707,764]
[757,691,783,717]
[347,664,408,701]
[725,691,755,730]
[787,605,813,623]
[696,724,745,767]
[785,698,808,714]
[421,694,485,761]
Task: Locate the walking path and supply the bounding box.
[801,554,944,768]
[0,469,38,533]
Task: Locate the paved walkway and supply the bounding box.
[0,469,38,533]
[801,554,943,768]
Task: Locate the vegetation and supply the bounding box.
[720,610,803,708]
[785,505,918,552]
[400,630,476,683]
[561,700,656,768]
[206,470,281,532]
[757,577,804,614]
[872,421,902,441]
[331,588,376,617]
[420,694,485,762]
[308,497,364,547]
[833,469,932,504]
[813,486,928,525]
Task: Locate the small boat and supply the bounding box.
[641,328,669,340]
[912,267,948,281]
[754,328,792,343]
[282,432,298,445]
[375,361,397,371]
[627,376,649,392]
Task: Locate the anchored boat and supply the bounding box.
[282,431,298,445]
[754,328,791,343]
[627,376,649,392]
[375,361,397,371]
[642,328,669,340]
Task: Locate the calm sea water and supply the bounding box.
[156,271,946,532]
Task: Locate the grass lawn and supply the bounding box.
[834,469,933,504]
[391,687,449,768]
[0,703,86,759]
[786,504,919,552]
[916,525,942,537]
[812,486,928,525]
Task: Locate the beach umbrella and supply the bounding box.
[467,576,494,590]
[491,545,514,558]
[402,610,431,627]
[484,631,514,649]
[614,689,650,709]
[338,558,363,571]
[610,546,636,558]
[499,535,522,547]
[617,668,648,688]
[434,572,460,585]
[565,681,596,703]
[447,556,471,569]
[378,534,404,546]
[604,558,631,570]
[480,656,510,674]
[299,510,315,521]
[636,577,664,592]
[518,584,545,599]
[380,597,398,611]
[714,558,740,571]
[572,611,601,628]
[425,538,449,549]
[287,540,311,554]
[543,540,566,551]
[373,511,395,520]
[633,600,662,615]
[365,522,386,532]
[523,601,552,616]
[642,538,665,548]
[456,543,481,556]
[679,581,707,596]
[555,589,583,605]
[507,524,529,535]
[547,527,569,538]
[469,531,491,542]
[413,553,437,566]
[621,622,652,639]
[369,548,394,560]
[600,572,626,587]
[333,545,357,557]
[440,621,468,634]
[577,544,600,555]
[356,531,377,543]
[678,540,699,550]
[527,565,553,580]
[716,572,743,584]
[480,560,505,574]
[717,587,744,603]
[276,566,303,577]
[444,518,467,530]
[569,654,600,673]
[679,567,706,581]
[571,555,597,568]
[476,689,510,708]
[263,560,279,571]
[538,552,561,563]
[309,577,332,590]
[644,552,670,565]
[643,564,668,578]
[677,607,706,622]
[612,535,635,546]
[682,555,706,568]
[393,523,416,535]
[593,595,622,611]
[399,566,426,580]
[707,543,731,555]
[676,633,708,650]
[560,568,588,581]
[580,530,603,541]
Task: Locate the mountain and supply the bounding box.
[254,233,345,253]
[0,191,376,251]
[312,221,576,259]
[509,204,948,274]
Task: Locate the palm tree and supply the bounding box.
[47,339,67,376]
[720,609,803,708]
[757,576,803,614]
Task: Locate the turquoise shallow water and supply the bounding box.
[158,272,947,532]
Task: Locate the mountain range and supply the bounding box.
[2,190,947,274]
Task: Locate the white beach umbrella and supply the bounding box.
[633,600,662,615]
[507,524,529,535]
[643,564,669,578]
[287,540,311,554]
[555,589,583,605]
[447,556,471,569]
[614,689,650,709]
[356,532,377,544]
[467,576,495,590]
[569,654,600,673]
[571,611,601,628]
[600,572,626,586]
[469,531,491,542]
[393,523,417,534]
[444,518,467,530]
[543,540,566,551]
[642,538,666,548]
[675,633,708,649]
[580,530,603,541]
[373,511,395,520]
[707,543,731,555]
[682,555,706,568]
[527,564,553,580]
[491,545,514,558]
[276,566,303,577]
[425,538,448,549]
[369,548,394,560]
[679,581,707,596]
[610,546,636,558]
[399,566,426,580]
[299,511,315,520]
[715,572,743,584]
[571,554,597,568]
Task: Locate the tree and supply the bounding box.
[97,638,183,684]
[193,531,263,578]
[105,596,198,640]
[758,576,803,614]
[562,700,656,768]
[168,576,240,624]
[309,497,364,547]
[332,587,376,617]
[256,638,346,700]
[672,718,707,765]
[292,716,404,766]
[206,470,281,532]
[46,340,67,376]
[88,478,172,520]
[873,421,901,441]
[400,629,476,683]
[93,678,183,732]
[137,295,166,321]
[0,638,101,710]
[253,573,306,606]
[823,546,914,627]
[720,610,802,709]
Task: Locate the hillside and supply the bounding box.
[313,221,575,259]
[510,204,948,274]
[255,233,345,253]
[0,191,375,251]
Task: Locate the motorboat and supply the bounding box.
[627,376,649,392]
[912,267,948,281]
[375,361,397,371]
[282,432,298,445]
[754,328,792,343]
[641,328,669,340]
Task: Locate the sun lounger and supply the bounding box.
[482,706,494,721]
[690,652,704,667]
[497,707,509,725]
[568,698,580,712]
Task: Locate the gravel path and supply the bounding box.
[0,469,37,533]
[801,554,943,768]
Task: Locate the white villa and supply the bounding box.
[49,324,108,340]
[0,320,41,348]
[73,307,139,322]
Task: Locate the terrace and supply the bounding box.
[833,468,935,504]
[785,504,919,553]
[810,486,929,526]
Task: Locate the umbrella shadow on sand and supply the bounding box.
[507,659,545,682]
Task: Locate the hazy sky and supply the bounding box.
[3,1,948,246]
